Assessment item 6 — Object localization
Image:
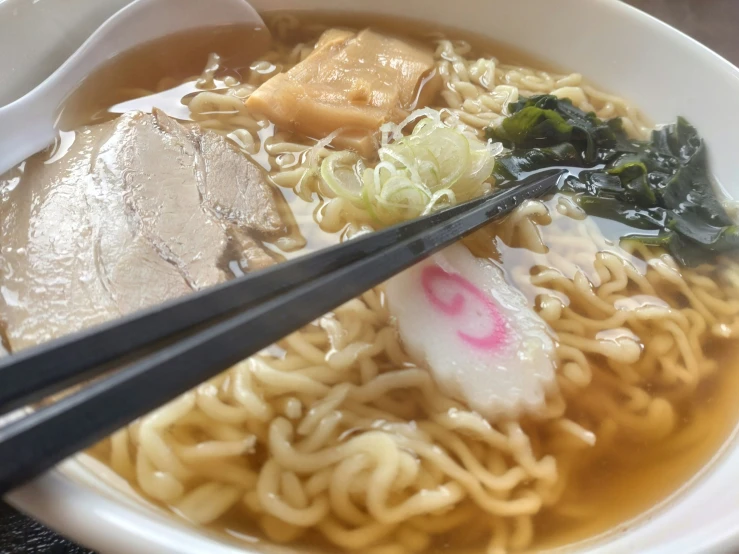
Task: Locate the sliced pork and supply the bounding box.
[0,110,287,352]
[192,127,286,235]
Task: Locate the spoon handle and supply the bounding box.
[0,94,58,176]
[0,0,267,175]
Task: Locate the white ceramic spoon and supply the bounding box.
[0,0,266,176]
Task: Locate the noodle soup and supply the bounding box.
[3,11,739,554]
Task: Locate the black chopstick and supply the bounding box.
[0,169,562,494]
[0,168,564,416]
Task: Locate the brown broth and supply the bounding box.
[267,10,570,71]
[533,341,739,550]
[33,11,739,554]
[58,23,270,129]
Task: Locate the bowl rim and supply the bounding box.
[5,0,739,553]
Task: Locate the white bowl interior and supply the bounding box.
[3,0,739,553]
[0,0,133,106]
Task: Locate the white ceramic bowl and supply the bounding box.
[3,0,739,553]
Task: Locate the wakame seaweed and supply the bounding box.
[485,95,738,266]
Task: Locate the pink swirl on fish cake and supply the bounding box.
[421,265,508,351]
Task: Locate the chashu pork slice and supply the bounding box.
[189,121,286,236]
[0,110,287,351]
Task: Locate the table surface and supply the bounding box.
[2,1,737,553]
